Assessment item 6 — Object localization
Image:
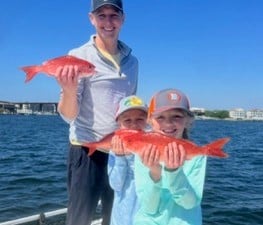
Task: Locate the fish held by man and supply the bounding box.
[83,129,230,160]
[20,55,96,83]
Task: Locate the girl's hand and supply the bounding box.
[139,144,162,182]
[139,144,159,167]
[111,135,126,155]
[164,142,186,170]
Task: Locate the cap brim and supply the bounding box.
[152,106,194,117]
[115,106,148,120]
[92,3,123,12]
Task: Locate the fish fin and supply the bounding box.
[87,147,97,156]
[20,65,41,83]
[202,137,230,158]
[82,143,97,156]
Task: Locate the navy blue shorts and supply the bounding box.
[66,144,113,225]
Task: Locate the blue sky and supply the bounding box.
[1,0,262,110]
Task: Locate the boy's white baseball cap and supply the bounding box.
[115,95,148,120]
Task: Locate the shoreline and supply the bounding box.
[1,113,263,121]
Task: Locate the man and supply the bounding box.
[56,0,138,224]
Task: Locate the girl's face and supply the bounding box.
[117,109,147,130]
[150,109,189,138]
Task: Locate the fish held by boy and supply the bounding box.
[83,129,230,160]
[20,55,96,83]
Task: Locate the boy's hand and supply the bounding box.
[111,135,127,155]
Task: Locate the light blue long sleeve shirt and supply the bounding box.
[59,35,138,143]
[134,155,207,225]
[108,152,139,225]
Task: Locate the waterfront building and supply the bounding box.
[246,109,263,120]
[229,108,263,120]
[0,101,58,115]
[191,107,206,115]
[0,101,16,114]
[229,108,246,120]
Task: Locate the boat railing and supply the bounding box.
[0,208,102,225]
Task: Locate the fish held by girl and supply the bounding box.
[83,129,230,160]
[20,55,96,82]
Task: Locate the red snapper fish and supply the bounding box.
[83,129,230,160]
[20,55,96,82]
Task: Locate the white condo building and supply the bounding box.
[229,108,263,120]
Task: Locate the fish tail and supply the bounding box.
[202,137,230,158]
[20,65,41,83]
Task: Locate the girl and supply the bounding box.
[134,88,207,225]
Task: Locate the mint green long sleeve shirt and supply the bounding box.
[134,155,207,225]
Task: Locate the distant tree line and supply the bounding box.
[204,110,229,119]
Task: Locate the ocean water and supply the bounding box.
[0,115,262,224]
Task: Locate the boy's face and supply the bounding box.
[150,108,188,138]
[117,109,147,130]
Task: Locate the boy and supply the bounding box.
[108,95,148,225]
